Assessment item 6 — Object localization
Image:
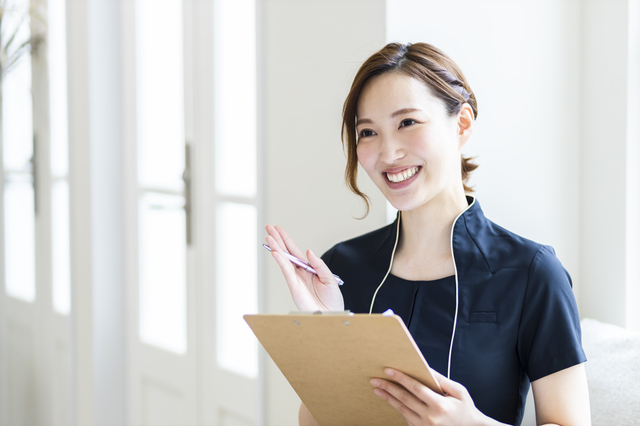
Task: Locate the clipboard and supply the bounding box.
[244,313,443,426]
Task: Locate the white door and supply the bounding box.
[123,0,197,424]
[206,1,263,423]
[0,0,72,424]
[0,23,41,418]
[123,0,262,424]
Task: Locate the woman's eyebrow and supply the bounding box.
[356,108,422,126]
[391,107,421,118]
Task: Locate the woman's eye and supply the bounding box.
[400,119,416,128]
[359,129,376,138]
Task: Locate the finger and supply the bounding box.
[372,376,430,416]
[306,249,338,286]
[266,234,314,279]
[273,225,306,259]
[266,236,294,272]
[264,225,290,254]
[268,244,311,296]
[271,251,300,284]
[266,235,299,275]
[429,369,468,400]
[371,381,422,424]
[427,367,445,395]
[270,250,314,305]
[384,368,441,406]
[429,367,446,382]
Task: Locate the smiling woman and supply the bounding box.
[343,43,478,217]
[265,42,590,426]
[354,72,472,216]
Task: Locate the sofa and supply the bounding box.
[522,318,640,425]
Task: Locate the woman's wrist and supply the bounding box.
[476,411,511,426]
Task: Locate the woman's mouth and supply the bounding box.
[385,166,421,183]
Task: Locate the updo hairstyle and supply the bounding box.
[341,42,479,216]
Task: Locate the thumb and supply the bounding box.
[306,249,337,285]
[430,369,467,399]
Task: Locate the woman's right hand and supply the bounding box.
[265,225,344,312]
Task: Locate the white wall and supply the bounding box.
[387,0,583,298]
[67,0,127,424]
[580,0,640,330]
[263,1,387,424]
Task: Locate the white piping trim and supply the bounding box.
[369,213,401,315]
[447,196,476,379]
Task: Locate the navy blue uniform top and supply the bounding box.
[321,197,585,425]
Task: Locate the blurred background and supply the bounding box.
[0,0,638,425]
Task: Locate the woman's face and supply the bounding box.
[355,72,469,212]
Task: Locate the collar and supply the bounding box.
[369,195,493,281]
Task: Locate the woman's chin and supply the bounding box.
[386,193,439,213]
[386,199,419,213]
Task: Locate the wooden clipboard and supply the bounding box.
[244,313,442,426]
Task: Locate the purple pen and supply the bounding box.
[262,244,344,286]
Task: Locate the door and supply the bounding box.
[123,0,263,424]
[0,0,72,424]
[123,0,197,424]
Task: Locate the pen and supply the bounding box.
[262,244,344,286]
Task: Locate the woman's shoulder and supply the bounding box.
[463,205,563,276]
[478,218,571,286]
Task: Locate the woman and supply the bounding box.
[265,43,590,426]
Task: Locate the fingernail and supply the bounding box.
[385,368,394,377]
[370,379,380,386]
[374,389,383,397]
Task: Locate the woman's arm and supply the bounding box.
[532,363,591,426]
[371,365,590,426]
[299,402,320,426]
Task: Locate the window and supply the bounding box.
[48,0,71,315]
[2,0,36,302]
[213,0,259,378]
[136,0,187,354]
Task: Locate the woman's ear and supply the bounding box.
[457,103,474,150]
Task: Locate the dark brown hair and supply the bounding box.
[341,42,479,216]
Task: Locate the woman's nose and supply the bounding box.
[379,136,405,164]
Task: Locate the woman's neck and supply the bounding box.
[391,189,469,280]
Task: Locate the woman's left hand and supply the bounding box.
[370,368,495,426]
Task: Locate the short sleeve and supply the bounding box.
[321,244,337,269]
[517,245,586,382]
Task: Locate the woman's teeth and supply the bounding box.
[386,166,419,183]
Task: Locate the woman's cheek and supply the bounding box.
[356,144,375,174]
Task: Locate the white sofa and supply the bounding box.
[522,318,640,425]
[581,319,640,425]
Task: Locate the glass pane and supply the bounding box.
[139,192,186,354]
[52,180,70,314]
[4,180,35,302]
[136,0,185,191]
[48,0,69,177]
[213,0,256,197]
[1,0,33,172]
[216,202,258,378]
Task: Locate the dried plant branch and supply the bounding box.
[0,0,46,79]
[3,37,30,75]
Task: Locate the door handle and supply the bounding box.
[182,143,192,246]
[31,134,38,215]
